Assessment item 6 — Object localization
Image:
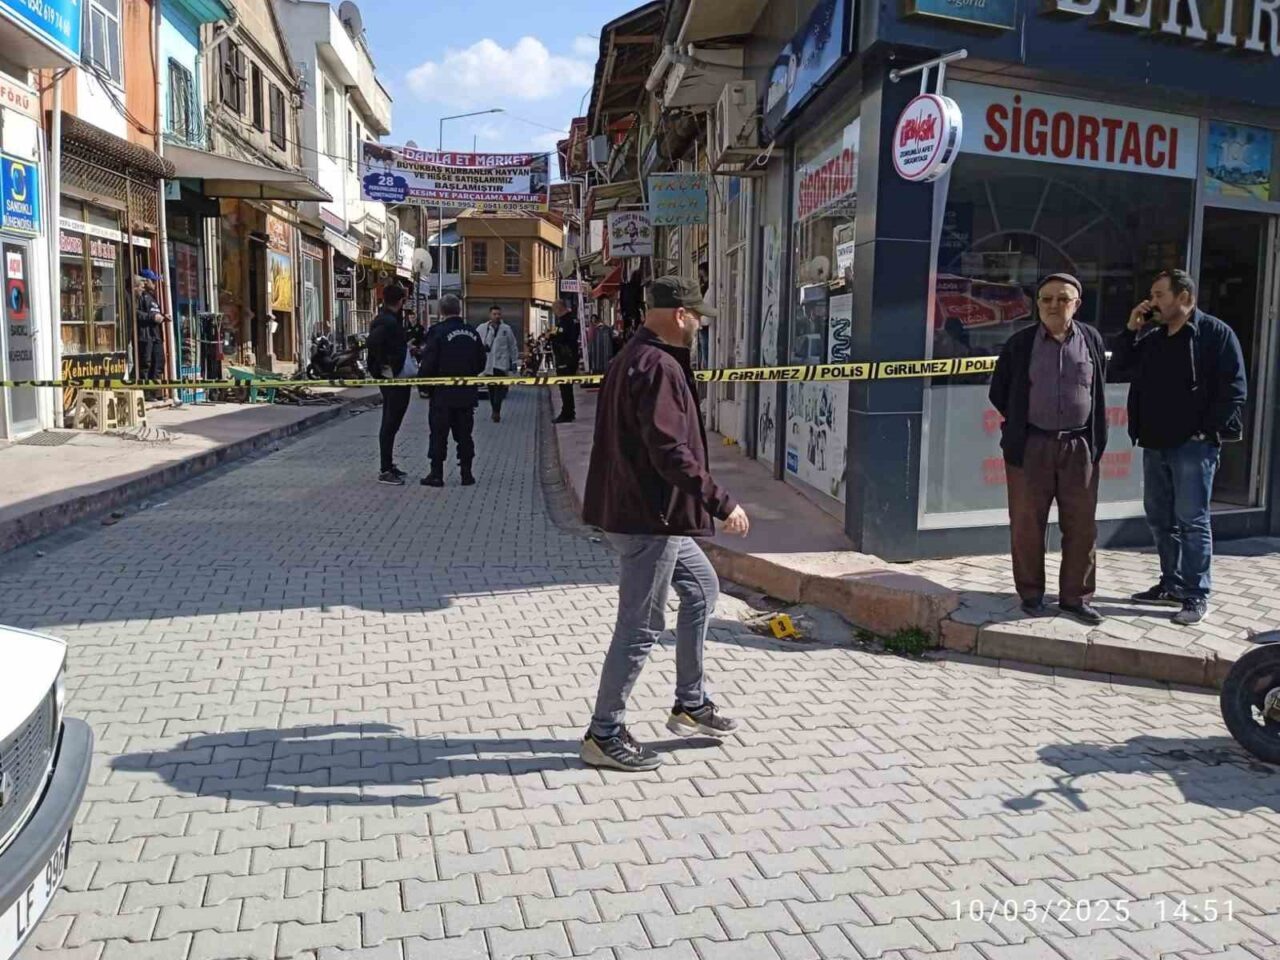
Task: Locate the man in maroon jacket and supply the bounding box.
[581,276,750,772]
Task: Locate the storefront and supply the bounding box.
[747,0,1280,559]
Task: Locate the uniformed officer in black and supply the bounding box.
[420,293,487,487]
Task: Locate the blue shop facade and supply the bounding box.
[732,0,1280,560]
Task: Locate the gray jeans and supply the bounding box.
[589,534,719,739]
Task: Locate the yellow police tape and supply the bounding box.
[0,356,998,392]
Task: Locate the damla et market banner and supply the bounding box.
[360,142,550,211]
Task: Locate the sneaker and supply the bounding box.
[378,471,405,485]
[552,414,575,424]
[667,700,740,739]
[1059,601,1104,626]
[1172,598,1209,625]
[420,473,444,488]
[390,465,407,479]
[1132,584,1182,606]
[580,727,663,772]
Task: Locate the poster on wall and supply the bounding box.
[360,142,551,211]
[1,156,41,235]
[757,224,783,468]
[1205,122,1274,202]
[786,378,849,503]
[606,211,653,258]
[268,251,293,312]
[60,352,128,420]
[335,269,354,301]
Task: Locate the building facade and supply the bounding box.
[459,211,564,350]
[587,0,1280,559]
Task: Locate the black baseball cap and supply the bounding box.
[650,275,717,318]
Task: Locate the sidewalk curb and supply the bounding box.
[0,393,381,555]
[552,419,1228,690]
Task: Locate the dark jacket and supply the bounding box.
[1110,308,1247,446]
[550,311,581,372]
[366,307,407,379]
[583,327,738,537]
[136,292,163,339]
[989,321,1109,467]
[420,315,486,406]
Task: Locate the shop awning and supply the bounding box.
[586,179,643,220]
[591,264,623,299]
[165,144,331,201]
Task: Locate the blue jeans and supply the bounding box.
[590,534,718,739]
[1142,440,1220,600]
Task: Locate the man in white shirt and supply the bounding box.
[481,305,519,423]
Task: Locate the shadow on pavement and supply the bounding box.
[1003,735,1280,814]
[110,722,725,807]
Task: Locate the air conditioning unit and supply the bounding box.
[588,135,610,165]
[715,80,758,159]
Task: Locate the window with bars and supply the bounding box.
[504,241,520,275]
[217,39,246,114]
[269,85,286,150]
[250,64,264,132]
[86,0,122,85]
[472,241,488,274]
[167,59,195,142]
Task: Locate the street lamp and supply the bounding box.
[437,108,504,317]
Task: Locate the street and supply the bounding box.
[6,391,1280,960]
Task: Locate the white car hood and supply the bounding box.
[0,626,64,732]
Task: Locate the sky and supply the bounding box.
[359,0,646,158]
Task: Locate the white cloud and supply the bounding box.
[407,37,594,107]
[572,35,599,58]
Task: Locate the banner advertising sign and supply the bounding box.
[648,173,709,226]
[268,251,293,312]
[892,95,962,183]
[335,269,354,301]
[762,0,850,140]
[0,0,82,63]
[61,352,126,419]
[606,211,654,258]
[360,142,550,211]
[2,155,40,235]
[949,82,1199,179]
[1205,121,1274,202]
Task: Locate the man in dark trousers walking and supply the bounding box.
[135,269,167,381]
[1113,269,1247,625]
[420,294,487,487]
[550,299,580,423]
[580,276,750,772]
[989,274,1110,625]
[366,284,411,485]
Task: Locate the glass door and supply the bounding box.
[1198,208,1278,507]
[2,239,40,438]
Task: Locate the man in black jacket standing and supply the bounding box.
[1113,269,1247,625]
[989,274,1109,625]
[366,284,411,486]
[136,270,167,381]
[419,294,486,487]
[580,276,750,772]
[550,299,580,423]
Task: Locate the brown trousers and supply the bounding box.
[1006,433,1099,605]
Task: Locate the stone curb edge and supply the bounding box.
[0,393,382,555]
[551,419,1226,691]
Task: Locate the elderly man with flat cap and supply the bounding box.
[989,273,1109,625]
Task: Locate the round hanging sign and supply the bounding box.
[892,94,963,183]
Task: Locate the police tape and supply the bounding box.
[0,356,998,391]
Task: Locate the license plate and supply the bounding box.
[0,831,70,958]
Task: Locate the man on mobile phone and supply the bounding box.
[1112,269,1247,625]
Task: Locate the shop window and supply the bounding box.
[250,64,264,132]
[167,59,195,142]
[472,241,488,274]
[323,82,338,158]
[85,0,122,85]
[58,202,124,356]
[269,84,286,150]
[504,242,521,275]
[920,153,1194,523]
[217,39,246,114]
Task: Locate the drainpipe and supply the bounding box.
[48,73,63,423]
[155,0,178,397]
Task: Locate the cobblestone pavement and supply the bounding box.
[5,390,1280,960]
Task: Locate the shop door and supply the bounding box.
[714,246,747,442]
[1198,209,1278,507]
[2,240,40,439]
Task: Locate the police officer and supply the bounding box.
[420,294,487,487]
[550,298,581,423]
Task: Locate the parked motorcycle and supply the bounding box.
[1219,631,1280,765]
[306,333,367,379]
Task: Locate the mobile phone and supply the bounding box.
[1143,305,1162,325]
